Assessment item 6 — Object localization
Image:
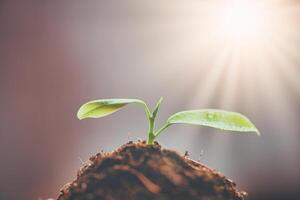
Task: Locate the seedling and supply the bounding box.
[77,98,259,144]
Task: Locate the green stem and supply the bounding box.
[147,115,155,144]
[145,98,165,145]
[154,123,170,137]
[140,101,152,120]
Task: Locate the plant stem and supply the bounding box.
[141,101,152,120]
[154,123,170,137]
[146,98,165,145]
[140,101,155,144]
[147,115,156,144]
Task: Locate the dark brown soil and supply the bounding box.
[57,141,246,200]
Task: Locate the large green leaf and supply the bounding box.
[167,109,259,135]
[77,99,146,120]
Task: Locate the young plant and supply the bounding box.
[77,98,259,144]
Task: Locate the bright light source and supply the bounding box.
[212,0,271,44]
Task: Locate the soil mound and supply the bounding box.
[57,141,246,200]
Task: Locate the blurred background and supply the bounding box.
[0,0,300,199]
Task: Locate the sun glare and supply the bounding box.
[185,0,299,118]
[161,0,300,187]
[213,0,271,44]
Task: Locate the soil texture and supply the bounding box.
[57,141,246,200]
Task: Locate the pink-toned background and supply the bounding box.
[0,1,299,200]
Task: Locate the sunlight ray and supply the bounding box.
[255,43,297,137]
[218,46,241,110]
[189,45,233,108]
[270,37,300,97]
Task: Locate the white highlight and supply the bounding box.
[212,0,271,44]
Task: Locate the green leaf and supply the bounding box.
[167,109,259,135]
[77,99,147,120]
[152,97,163,119]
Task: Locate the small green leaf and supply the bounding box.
[77,99,146,120]
[167,109,259,135]
[152,97,163,119]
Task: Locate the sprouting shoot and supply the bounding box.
[77,98,259,145]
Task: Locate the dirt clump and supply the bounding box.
[57,141,246,200]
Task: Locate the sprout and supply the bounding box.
[77,98,259,145]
